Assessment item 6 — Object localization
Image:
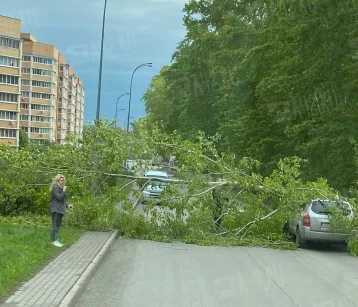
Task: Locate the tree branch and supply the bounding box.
[160,183,225,202]
[147,141,231,171]
[103,179,137,203]
[214,211,229,224]
[99,171,231,186]
[239,214,260,239]
[234,209,280,237]
[295,187,329,199]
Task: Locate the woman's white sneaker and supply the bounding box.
[56,241,64,247]
[51,241,62,247]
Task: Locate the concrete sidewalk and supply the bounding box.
[2,230,118,307]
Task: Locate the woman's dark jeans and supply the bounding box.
[51,212,63,242]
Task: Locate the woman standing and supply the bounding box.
[49,174,72,247]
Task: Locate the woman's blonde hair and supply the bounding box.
[50,174,66,191]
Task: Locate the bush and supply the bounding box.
[65,195,117,231]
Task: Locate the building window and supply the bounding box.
[31,116,50,122]
[30,127,50,134]
[32,80,52,88]
[32,68,52,76]
[21,79,30,86]
[20,103,29,109]
[33,56,53,65]
[0,56,19,67]
[0,92,18,102]
[0,37,19,49]
[22,55,31,61]
[0,129,16,138]
[21,127,29,132]
[31,104,51,111]
[0,74,19,85]
[21,67,31,74]
[20,115,29,120]
[0,111,17,120]
[21,91,30,98]
[31,92,51,99]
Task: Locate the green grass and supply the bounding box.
[0,215,84,300]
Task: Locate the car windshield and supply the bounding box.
[145,172,168,178]
[148,180,167,187]
[311,200,351,216]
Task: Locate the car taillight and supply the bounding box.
[303,213,311,227]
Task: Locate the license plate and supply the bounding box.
[321,223,329,229]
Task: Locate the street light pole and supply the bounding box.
[96,0,107,121]
[124,117,133,130]
[115,93,129,127]
[126,62,152,132]
[115,108,125,127]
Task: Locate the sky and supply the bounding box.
[3,0,188,126]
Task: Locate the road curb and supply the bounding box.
[59,229,118,307]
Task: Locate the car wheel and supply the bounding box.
[295,227,307,248]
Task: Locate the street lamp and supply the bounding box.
[124,117,134,130]
[115,92,129,126]
[115,108,125,127]
[96,0,107,121]
[126,62,152,132]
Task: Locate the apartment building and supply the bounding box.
[75,76,85,138]
[57,58,68,143]
[60,65,84,142]
[0,15,85,146]
[20,33,59,144]
[0,15,22,146]
[57,63,84,143]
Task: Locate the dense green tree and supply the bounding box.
[18,129,29,149]
[143,0,358,190]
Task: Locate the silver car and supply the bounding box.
[142,170,169,203]
[284,199,354,248]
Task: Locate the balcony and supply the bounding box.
[0,120,17,129]
[30,133,50,139]
[32,87,52,94]
[32,75,52,82]
[0,46,20,58]
[57,114,67,120]
[32,62,53,70]
[30,121,52,128]
[1,66,20,75]
[31,97,52,104]
[0,84,20,93]
[31,110,51,117]
[0,138,16,145]
[20,120,29,126]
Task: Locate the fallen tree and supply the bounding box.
[1,119,357,254]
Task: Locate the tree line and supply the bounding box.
[143,0,358,193]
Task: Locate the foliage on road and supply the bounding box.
[1,120,358,254]
[143,0,358,192]
[0,215,83,300]
[116,124,358,254]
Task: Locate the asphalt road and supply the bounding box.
[76,239,358,307]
